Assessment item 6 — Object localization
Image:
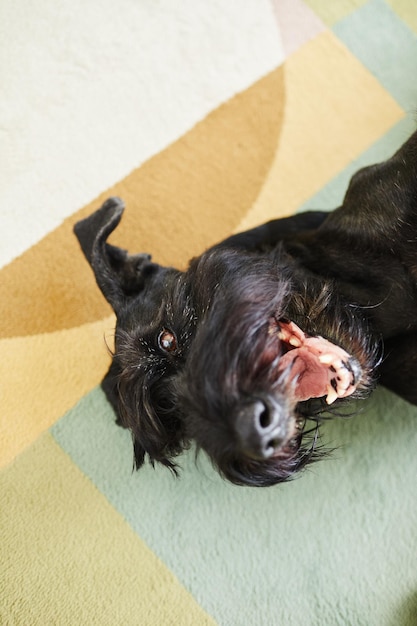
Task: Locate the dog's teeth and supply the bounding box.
[289,337,301,347]
[325,386,338,405]
[295,417,305,431]
[318,354,334,364]
[277,331,286,340]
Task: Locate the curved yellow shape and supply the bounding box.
[0,317,115,468]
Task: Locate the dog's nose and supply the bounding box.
[235,397,287,460]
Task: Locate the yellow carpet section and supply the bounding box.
[0,433,216,626]
[388,0,417,32]
[238,31,404,232]
[0,318,114,468]
[304,0,368,25]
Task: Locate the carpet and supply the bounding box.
[2,1,417,624]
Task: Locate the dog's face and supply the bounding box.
[75,198,377,486]
[176,247,378,485]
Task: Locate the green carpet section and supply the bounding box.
[333,0,417,109]
[51,386,417,625]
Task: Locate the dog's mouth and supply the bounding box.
[270,318,362,405]
[227,317,366,475]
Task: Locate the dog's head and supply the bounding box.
[75,198,377,486]
[175,246,379,486]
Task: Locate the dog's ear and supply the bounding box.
[74,197,156,313]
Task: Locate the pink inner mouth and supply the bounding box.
[274,320,360,404]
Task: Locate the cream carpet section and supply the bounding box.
[0,0,283,268]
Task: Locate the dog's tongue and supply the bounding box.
[277,321,359,404]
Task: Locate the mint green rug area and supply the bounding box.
[51,384,417,626]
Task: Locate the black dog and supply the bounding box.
[74,130,417,486]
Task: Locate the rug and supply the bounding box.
[2,1,417,624]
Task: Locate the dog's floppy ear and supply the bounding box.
[74,197,155,313]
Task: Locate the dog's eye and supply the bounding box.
[158,329,178,353]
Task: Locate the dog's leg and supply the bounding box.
[379,334,417,405]
[212,211,328,253]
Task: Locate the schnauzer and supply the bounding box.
[74,129,417,486]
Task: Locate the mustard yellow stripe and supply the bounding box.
[0,433,217,626]
[0,67,285,339]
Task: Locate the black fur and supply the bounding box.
[74,130,417,486]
